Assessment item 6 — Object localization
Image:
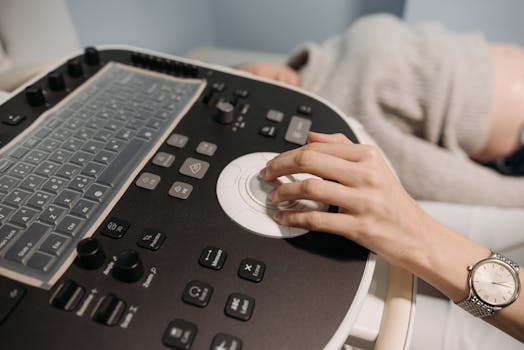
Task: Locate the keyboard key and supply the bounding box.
[73,127,95,141]
[19,174,46,192]
[211,334,243,350]
[137,230,166,251]
[39,205,66,225]
[27,192,52,209]
[9,163,34,179]
[114,128,135,141]
[50,128,74,142]
[93,150,116,165]
[238,258,266,283]
[34,161,59,177]
[82,140,105,154]
[5,222,49,262]
[182,280,213,307]
[3,189,31,207]
[71,199,97,218]
[0,205,15,223]
[24,150,48,165]
[92,129,113,143]
[105,139,126,153]
[10,207,38,227]
[98,139,146,186]
[195,141,217,157]
[48,149,73,164]
[199,246,227,270]
[56,164,81,179]
[69,151,93,166]
[27,252,55,271]
[84,183,109,202]
[68,175,93,192]
[9,147,30,160]
[81,162,105,178]
[0,176,20,193]
[55,216,84,236]
[42,177,68,194]
[38,139,61,153]
[62,138,85,152]
[39,233,70,256]
[136,127,154,140]
[0,224,20,253]
[168,181,193,200]
[53,189,81,208]
[0,159,14,173]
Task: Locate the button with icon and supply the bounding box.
[182,280,213,307]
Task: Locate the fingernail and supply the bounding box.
[259,167,267,178]
[268,190,275,202]
[273,211,283,222]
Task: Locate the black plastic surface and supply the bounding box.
[0,48,369,350]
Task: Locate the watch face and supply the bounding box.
[471,260,519,306]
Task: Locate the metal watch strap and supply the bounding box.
[455,251,519,318]
[456,295,496,318]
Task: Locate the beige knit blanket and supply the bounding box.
[288,14,524,207]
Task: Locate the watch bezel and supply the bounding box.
[470,258,520,308]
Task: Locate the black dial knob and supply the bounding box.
[25,85,46,106]
[84,47,100,66]
[75,237,106,269]
[67,58,83,77]
[47,71,66,91]
[111,250,144,283]
[216,100,235,124]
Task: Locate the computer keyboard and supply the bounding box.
[0,62,205,287]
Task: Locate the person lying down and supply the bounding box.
[239,14,524,208]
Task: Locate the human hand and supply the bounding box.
[259,132,436,269]
[237,62,300,87]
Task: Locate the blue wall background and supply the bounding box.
[67,0,404,55]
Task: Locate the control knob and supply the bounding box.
[25,85,46,107]
[67,58,83,77]
[111,250,144,283]
[84,47,100,66]
[47,71,66,91]
[215,100,235,124]
[75,237,106,269]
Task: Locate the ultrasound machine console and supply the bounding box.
[0,47,415,350]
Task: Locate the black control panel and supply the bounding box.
[0,47,369,349]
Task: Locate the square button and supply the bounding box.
[225,293,255,321]
[199,246,227,270]
[297,104,312,115]
[136,172,161,190]
[238,258,266,283]
[163,319,197,350]
[259,126,277,138]
[211,333,243,350]
[266,109,284,123]
[182,280,213,307]
[100,217,130,239]
[152,152,175,168]
[179,158,209,180]
[196,142,217,157]
[137,230,166,251]
[167,134,189,149]
[169,182,193,200]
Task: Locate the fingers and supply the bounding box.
[260,143,374,184]
[269,178,367,213]
[273,210,358,238]
[307,132,352,144]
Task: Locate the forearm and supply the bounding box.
[405,213,524,341]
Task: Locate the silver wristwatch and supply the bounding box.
[456,252,520,317]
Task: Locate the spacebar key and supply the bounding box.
[98,139,147,187]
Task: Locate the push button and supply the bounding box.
[0,282,26,324]
[284,116,312,145]
[199,246,227,270]
[92,293,126,326]
[169,181,193,200]
[238,258,266,283]
[179,158,210,180]
[50,279,84,311]
[136,172,161,190]
[196,141,217,157]
[137,229,166,251]
[211,333,243,350]
[182,280,213,307]
[100,217,130,239]
[259,126,277,138]
[167,133,189,149]
[266,109,284,123]
[2,114,26,126]
[225,293,255,321]
[297,104,312,115]
[163,319,197,350]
